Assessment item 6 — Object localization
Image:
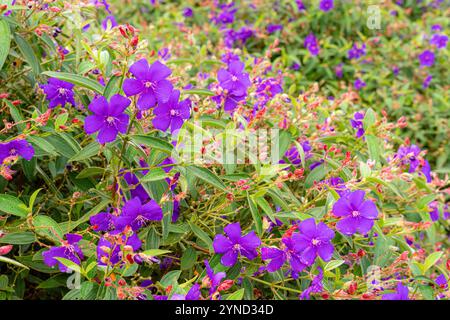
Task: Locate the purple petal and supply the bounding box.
[97,126,118,144]
[129,59,151,80]
[213,234,232,254]
[84,115,104,134]
[336,217,358,236]
[148,60,172,82]
[221,250,238,267]
[224,222,241,243]
[317,243,334,261]
[123,78,144,96]
[359,200,379,219]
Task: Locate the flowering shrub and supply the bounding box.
[0,0,448,301]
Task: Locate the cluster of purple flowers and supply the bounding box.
[211,1,237,26]
[348,43,367,60]
[304,33,320,56]
[261,218,335,281]
[395,144,432,183]
[280,141,312,167]
[42,234,84,272]
[215,59,251,113]
[350,112,365,138]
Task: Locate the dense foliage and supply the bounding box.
[0,0,448,300]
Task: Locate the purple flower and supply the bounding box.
[182,7,193,17]
[218,60,251,97]
[418,50,435,67]
[41,78,75,108]
[300,267,324,299]
[213,222,261,267]
[382,283,409,300]
[324,177,348,197]
[333,190,379,236]
[123,59,173,111]
[350,112,365,138]
[115,197,163,231]
[90,212,116,232]
[304,33,320,56]
[123,172,150,203]
[296,0,306,11]
[84,94,130,144]
[152,89,191,133]
[261,237,307,278]
[428,201,440,222]
[293,218,335,266]
[102,15,117,30]
[354,78,366,90]
[171,284,201,300]
[267,24,283,34]
[204,260,226,295]
[435,274,448,289]
[0,139,34,164]
[348,43,367,60]
[423,74,432,88]
[42,234,84,272]
[396,145,432,182]
[211,2,237,26]
[97,231,141,266]
[335,63,343,78]
[280,142,312,167]
[319,0,334,11]
[430,34,448,49]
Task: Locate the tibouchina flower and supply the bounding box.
[293,218,335,266]
[115,197,163,231]
[0,139,34,164]
[382,283,409,300]
[152,89,191,133]
[333,190,379,236]
[42,234,84,272]
[123,59,173,111]
[41,78,76,108]
[213,222,261,267]
[84,94,130,144]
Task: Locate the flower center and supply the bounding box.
[170,109,180,117]
[144,81,153,88]
[231,75,238,82]
[233,243,241,251]
[106,116,116,124]
[351,210,360,217]
[58,88,66,95]
[9,148,17,156]
[311,238,321,246]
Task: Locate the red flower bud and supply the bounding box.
[0,245,13,256]
[217,280,234,292]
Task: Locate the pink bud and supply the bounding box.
[0,245,13,256]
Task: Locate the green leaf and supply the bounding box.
[28,136,58,156]
[0,256,29,270]
[103,75,120,99]
[185,165,227,192]
[416,194,436,210]
[0,194,28,217]
[140,249,171,257]
[33,215,64,243]
[188,221,213,252]
[0,18,11,71]
[76,167,106,179]
[305,165,329,188]
[28,188,42,211]
[226,288,245,300]
[180,247,198,270]
[140,167,167,182]
[183,88,215,96]
[130,135,174,154]
[0,232,35,245]
[55,258,81,274]
[247,193,262,236]
[324,260,345,272]
[42,71,104,94]
[366,134,381,164]
[253,196,275,223]
[423,251,443,273]
[14,34,41,75]
[69,142,100,162]
[159,270,181,288]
